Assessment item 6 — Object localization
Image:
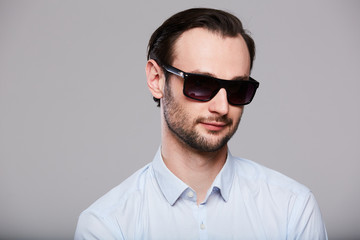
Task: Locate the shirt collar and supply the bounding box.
[210,150,235,202]
[152,147,188,206]
[152,147,236,205]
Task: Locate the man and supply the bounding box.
[75,8,327,239]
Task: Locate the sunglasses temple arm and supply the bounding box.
[163,65,185,78]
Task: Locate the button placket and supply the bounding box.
[198,204,207,239]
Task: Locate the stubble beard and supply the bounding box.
[162,82,241,153]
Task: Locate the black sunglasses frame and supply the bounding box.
[162,64,259,106]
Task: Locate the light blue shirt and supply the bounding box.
[75,148,327,239]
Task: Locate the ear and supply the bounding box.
[146,59,166,100]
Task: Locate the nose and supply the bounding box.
[208,88,229,116]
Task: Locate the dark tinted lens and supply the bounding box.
[227,81,256,105]
[183,75,220,101]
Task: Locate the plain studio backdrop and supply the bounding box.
[0,1,359,239]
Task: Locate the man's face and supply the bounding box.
[162,28,251,152]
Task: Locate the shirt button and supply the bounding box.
[187,191,194,198]
[200,223,206,230]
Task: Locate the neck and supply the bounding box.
[161,128,228,204]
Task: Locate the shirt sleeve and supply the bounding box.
[287,191,328,240]
[74,210,124,240]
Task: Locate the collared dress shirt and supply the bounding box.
[75,148,327,239]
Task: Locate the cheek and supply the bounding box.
[229,106,244,119]
[169,77,184,98]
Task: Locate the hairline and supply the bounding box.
[168,27,245,66]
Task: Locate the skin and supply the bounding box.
[146,28,251,204]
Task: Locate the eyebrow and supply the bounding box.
[190,70,249,81]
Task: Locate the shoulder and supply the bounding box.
[229,155,327,239]
[75,163,154,239]
[231,155,310,197]
[85,163,153,216]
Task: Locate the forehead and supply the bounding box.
[172,28,251,78]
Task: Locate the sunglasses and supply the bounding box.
[162,64,259,106]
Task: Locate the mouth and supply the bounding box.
[200,121,228,131]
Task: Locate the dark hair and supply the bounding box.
[147,8,256,107]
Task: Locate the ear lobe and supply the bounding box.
[146,59,166,99]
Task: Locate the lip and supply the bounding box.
[200,121,227,131]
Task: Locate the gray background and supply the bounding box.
[0,0,359,239]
